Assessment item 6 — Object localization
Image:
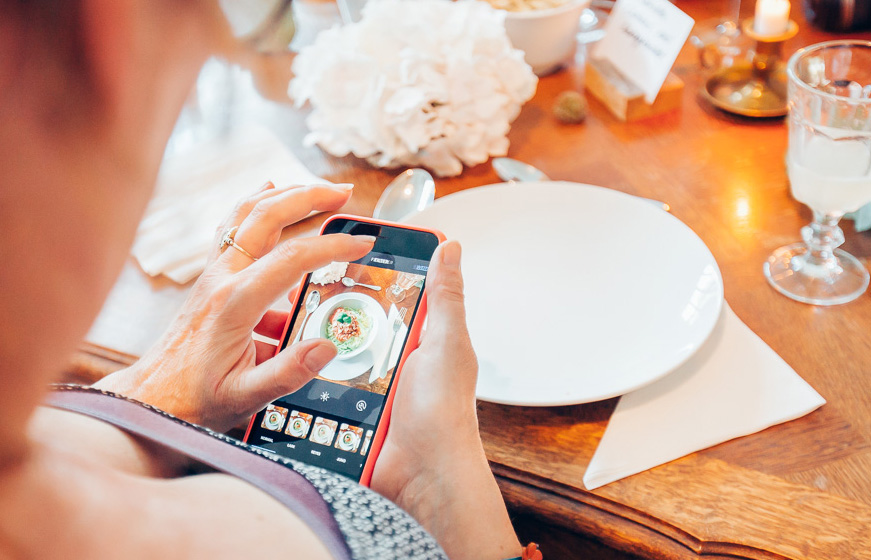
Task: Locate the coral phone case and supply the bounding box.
[244,214,445,487]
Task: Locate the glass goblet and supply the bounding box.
[385,272,419,304]
[764,40,871,306]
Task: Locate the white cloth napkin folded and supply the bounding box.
[583,303,826,490]
[132,125,325,284]
[368,305,407,383]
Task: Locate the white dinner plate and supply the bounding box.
[303,293,388,381]
[407,182,724,406]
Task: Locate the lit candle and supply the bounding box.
[754,0,791,36]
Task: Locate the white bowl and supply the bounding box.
[502,0,590,76]
[319,296,380,360]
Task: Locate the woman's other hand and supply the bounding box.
[94,183,373,432]
[369,241,521,560]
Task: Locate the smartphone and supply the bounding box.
[243,215,444,485]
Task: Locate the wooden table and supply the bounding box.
[73,2,871,558]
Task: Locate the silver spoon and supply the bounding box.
[293,290,320,344]
[341,277,382,291]
[492,157,670,212]
[373,169,436,222]
[492,157,550,182]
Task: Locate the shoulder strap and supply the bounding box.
[44,386,352,560]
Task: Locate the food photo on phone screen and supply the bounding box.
[290,256,426,396]
[242,242,432,481]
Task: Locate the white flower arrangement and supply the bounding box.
[289,0,538,177]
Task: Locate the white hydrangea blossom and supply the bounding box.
[289,0,537,177]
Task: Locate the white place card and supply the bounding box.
[592,0,694,103]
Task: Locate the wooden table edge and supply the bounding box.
[491,461,795,560]
[71,346,868,560]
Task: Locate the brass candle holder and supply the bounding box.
[702,18,799,118]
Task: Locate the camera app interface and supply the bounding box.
[247,251,428,479]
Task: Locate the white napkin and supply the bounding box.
[369,304,397,383]
[583,303,826,490]
[132,125,324,284]
[368,305,407,383]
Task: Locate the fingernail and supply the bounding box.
[332,183,354,191]
[355,235,377,243]
[304,344,336,371]
[262,181,275,190]
[441,241,461,267]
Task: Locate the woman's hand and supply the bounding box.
[95,183,374,432]
[369,241,521,560]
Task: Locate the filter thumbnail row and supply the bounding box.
[262,404,373,455]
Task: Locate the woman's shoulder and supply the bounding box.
[0,441,334,560]
[27,400,447,560]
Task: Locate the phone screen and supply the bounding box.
[245,220,438,480]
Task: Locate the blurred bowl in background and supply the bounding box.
[503,0,591,76]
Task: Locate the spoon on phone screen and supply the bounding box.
[492,157,670,212]
[341,277,382,291]
[373,169,436,222]
[293,290,320,344]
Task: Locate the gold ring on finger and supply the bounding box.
[219,226,258,261]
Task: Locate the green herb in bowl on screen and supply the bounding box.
[325,306,372,355]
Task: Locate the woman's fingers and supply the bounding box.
[227,182,279,229]
[254,339,277,365]
[234,233,375,317]
[222,184,354,268]
[254,309,290,340]
[254,310,289,364]
[207,181,292,262]
[421,242,470,347]
[417,241,478,390]
[234,339,338,412]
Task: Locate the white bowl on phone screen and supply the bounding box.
[319,295,380,360]
[303,293,389,381]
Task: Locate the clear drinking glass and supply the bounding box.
[689,0,745,72]
[764,40,871,305]
[385,272,419,304]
